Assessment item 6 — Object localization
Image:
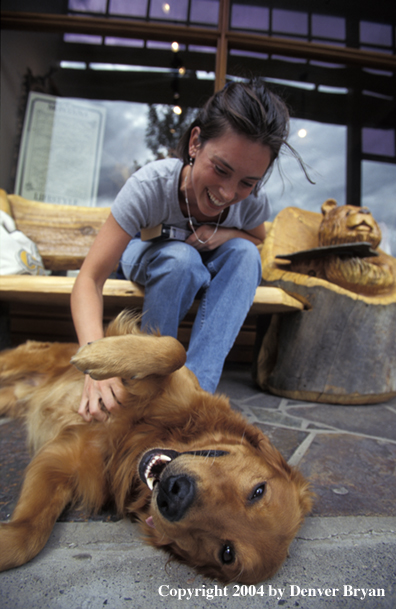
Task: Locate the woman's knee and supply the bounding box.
[151,241,202,272]
[218,238,262,280]
[145,241,210,290]
[225,237,260,259]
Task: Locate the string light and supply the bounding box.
[298,128,307,138]
[173,105,182,115]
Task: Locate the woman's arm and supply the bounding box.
[71,213,132,421]
[185,222,265,251]
[71,214,131,344]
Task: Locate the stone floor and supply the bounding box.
[1,362,395,608]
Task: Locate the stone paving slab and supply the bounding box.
[298,434,396,516]
[0,517,395,609]
[286,403,396,442]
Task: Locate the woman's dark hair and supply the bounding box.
[177,79,311,190]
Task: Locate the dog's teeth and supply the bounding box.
[144,454,172,489]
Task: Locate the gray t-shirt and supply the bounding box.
[111,158,271,238]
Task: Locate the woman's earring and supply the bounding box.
[189,156,194,166]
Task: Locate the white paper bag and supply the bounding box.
[0,210,45,275]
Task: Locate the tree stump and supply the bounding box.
[256,206,396,405]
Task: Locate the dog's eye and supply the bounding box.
[220,544,235,565]
[250,482,266,502]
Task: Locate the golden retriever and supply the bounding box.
[0,311,312,583]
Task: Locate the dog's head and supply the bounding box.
[138,435,312,584]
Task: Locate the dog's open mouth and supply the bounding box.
[139,448,229,491]
[139,449,180,490]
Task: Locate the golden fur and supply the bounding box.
[0,311,312,584]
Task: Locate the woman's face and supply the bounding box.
[186,126,272,218]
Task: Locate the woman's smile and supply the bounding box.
[206,188,229,209]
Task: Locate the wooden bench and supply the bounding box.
[0,189,303,360]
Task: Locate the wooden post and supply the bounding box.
[215,0,229,92]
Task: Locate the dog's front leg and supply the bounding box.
[0,429,105,572]
[0,462,73,572]
[71,334,186,381]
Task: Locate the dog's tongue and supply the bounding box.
[145,516,155,529]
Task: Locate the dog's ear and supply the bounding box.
[245,424,314,515]
[289,467,314,515]
[71,334,186,381]
[243,423,286,466]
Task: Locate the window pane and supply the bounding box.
[265,119,347,218]
[230,4,269,32]
[190,0,219,26]
[109,0,148,18]
[64,33,103,44]
[146,41,182,50]
[362,128,395,157]
[105,37,144,48]
[272,9,308,36]
[150,0,188,21]
[312,14,345,40]
[362,161,396,255]
[189,45,216,54]
[69,0,107,12]
[230,49,269,61]
[360,21,392,47]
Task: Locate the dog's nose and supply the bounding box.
[156,474,196,521]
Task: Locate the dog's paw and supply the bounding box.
[71,334,186,380]
[0,521,36,572]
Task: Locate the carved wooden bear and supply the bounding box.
[318,199,394,295]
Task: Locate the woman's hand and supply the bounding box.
[78,375,125,422]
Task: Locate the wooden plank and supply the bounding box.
[7,195,110,271]
[0,275,303,313]
[7,302,258,362]
[250,285,304,313]
[214,0,229,92]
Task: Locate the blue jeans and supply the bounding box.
[120,238,262,392]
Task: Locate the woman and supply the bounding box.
[71,79,298,421]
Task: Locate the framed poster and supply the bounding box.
[15,93,106,206]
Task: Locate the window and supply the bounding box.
[2,0,394,252]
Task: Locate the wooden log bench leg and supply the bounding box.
[255,283,396,405]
